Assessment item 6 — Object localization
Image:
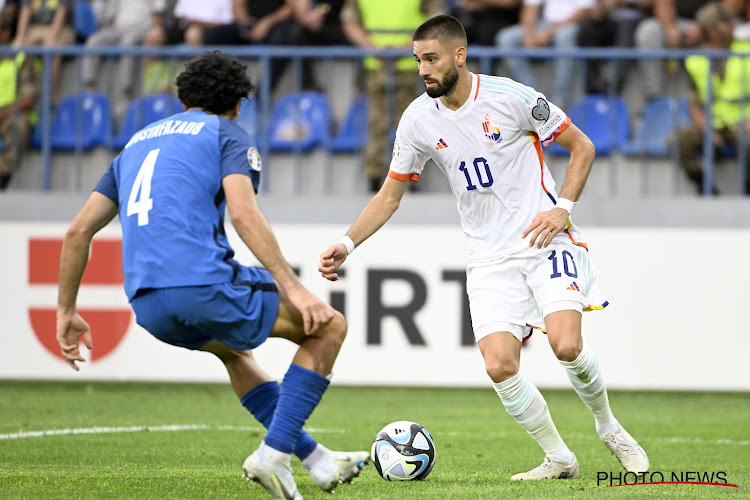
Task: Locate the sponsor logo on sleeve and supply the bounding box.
[538,112,564,139]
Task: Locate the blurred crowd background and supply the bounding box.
[1,0,750,197]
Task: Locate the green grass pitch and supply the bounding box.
[0,381,748,499]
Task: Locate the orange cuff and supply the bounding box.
[388,171,420,182]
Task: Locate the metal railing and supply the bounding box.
[0,44,747,196]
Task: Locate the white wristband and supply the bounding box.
[338,235,355,255]
[556,197,576,215]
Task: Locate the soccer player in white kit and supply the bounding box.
[319,15,649,480]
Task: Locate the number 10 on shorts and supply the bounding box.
[548,249,578,279]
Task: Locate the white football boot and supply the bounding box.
[511,454,579,480]
[242,442,303,500]
[601,425,649,473]
[305,449,370,492]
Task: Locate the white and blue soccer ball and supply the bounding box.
[371,420,436,481]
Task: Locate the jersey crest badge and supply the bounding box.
[247,147,262,172]
[482,114,502,144]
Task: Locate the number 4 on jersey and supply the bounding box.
[127,149,159,226]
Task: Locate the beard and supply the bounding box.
[425,65,459,98]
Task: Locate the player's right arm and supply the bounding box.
[223,173,333,334]
[57,192,119,371]
[318,176,408,281]
[320,114,424,281]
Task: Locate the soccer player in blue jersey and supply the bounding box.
[55,51,367,500]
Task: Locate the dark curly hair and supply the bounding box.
[176,51,256,115]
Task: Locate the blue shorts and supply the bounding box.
[130,266,280,351]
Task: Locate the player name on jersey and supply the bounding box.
[125,120,206,149]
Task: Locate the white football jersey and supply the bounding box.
[389,73,588,263]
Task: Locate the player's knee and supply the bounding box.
[484,358,519,383]
[551,338,582,362]
[326,310,347,346]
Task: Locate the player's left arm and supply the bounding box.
[57,192,119,370]
[523,123,595,249]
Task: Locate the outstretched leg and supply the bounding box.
[199,339,368,494]
[241,286,368,498]
[198,341,318,459]
[546,310,649,473]
[478,330,578,480]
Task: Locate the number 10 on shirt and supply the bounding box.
[458,157,493,190]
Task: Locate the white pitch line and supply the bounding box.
[0,424,346,441]
[0,426,745,447]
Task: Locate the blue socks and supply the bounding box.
[240,379,318,460]
[264,364,330,454]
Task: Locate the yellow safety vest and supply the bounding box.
[0,53,25,108]
[685,41,750,129]
[358,0,426,71]
[0,52,37,125]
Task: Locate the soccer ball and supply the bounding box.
[371,421,436,481]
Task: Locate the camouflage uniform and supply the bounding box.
[0,54,38,185]
[341,0,444,190]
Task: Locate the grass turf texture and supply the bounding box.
[0,381,748,499]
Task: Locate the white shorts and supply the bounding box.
[467,242,608,343]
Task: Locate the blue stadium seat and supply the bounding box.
[623,97,691,157]
[268,92,330,152]
[236,97,257,137]
[113,94,182,149]
[546,95,631,156]
[330,95,368,153]
[73,1,98,42]
[38,92,113,151]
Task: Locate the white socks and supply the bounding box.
[301,443,329,469]
[494,372,574,464]
[560,345,618,437]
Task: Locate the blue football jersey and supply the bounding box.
[94,109,262,301]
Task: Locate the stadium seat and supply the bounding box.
[113,94,183,149]
[267,91,330,152]
[73,1,98,42]
[236,97,257,137]
[37,92,113,151]
[546,95,631,156]
[623,97,691,157]
[330,95,368,153]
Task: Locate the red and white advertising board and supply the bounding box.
[1,222,748,390]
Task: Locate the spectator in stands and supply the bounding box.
[286,0,347,90]
[452,0,521,46]
[675,2,750,195]
[13,0,75,93]
[495,0,596,107]
[202,1,293,91]
[632,0,742,100]
[341,0,445,192]
[577,0,653,94]
[83,1,166,117]
[0,0,19,38]
[141,0,233,94]
[0,10,38,190]
[726,0,750,39]
[203,1,292,46]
